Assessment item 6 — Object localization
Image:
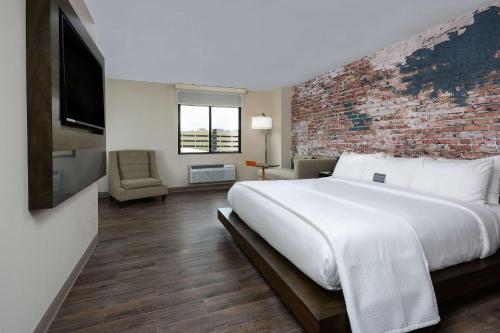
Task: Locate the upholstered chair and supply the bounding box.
[258,158,338,180]
[108,150,168,202]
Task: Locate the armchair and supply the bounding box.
[108,150,168,202]
[258,158,338,180]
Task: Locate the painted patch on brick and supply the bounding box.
[345,111,372,131]
[399,7,500,106]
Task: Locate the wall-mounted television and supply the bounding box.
[27,0,106,210]
[59,11,105,131]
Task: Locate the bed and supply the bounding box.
[219,153,500,333]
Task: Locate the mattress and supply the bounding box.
[228,176,500,290]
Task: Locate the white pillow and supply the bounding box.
[361,157,388,182]
[486,155,500,205]
[362,157,423,188]
[409,158,494,203]
[334,152,385,179]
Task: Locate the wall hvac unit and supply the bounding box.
[189,164,236,184]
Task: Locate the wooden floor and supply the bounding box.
[49,190,500,333]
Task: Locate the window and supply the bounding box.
[178,105,241,154]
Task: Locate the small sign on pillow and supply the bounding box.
[373,173,386,183]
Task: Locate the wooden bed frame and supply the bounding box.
[218,207,500,333]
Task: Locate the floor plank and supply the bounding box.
[49,190,500,332]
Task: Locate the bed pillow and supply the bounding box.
[360,157,388,182]
[362,157,423,188]
[409,158,494,203]
[334,152,385,179]
[486,155,500,205]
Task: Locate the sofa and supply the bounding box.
[258,158,338,180]
[108,150,168,202]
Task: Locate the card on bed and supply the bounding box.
[373,173,386,183]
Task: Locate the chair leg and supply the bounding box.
[161,195,167,202]
[110,196,125,207]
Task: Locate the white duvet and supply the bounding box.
[227,177,500,333]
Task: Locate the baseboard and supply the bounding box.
[33,234,98,333]
[98,183,233,198]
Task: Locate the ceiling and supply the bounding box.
[84,0,493,90]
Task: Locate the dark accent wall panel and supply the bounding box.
[27,0,53,209]
[27,0,106,210]
[291,5,499,159]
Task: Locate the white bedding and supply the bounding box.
[227,177,500,333]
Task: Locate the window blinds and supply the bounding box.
[176,89,245,108]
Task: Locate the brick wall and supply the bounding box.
[291,5,499,159]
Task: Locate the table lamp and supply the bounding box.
[252,113,273,164]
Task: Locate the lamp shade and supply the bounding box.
[252,116,272,130]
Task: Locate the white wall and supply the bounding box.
[99,79,285,190]
[268,87,293,167]
[280,87,293,168]
[269,88,282,165]
[0,1,99,332]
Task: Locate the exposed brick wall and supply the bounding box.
[292,5,499,159]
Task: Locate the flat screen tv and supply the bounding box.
[59,11,105,131]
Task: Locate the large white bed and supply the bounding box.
[227,153,500,333]
[228,176,500,290]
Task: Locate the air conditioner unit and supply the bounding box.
[188,163,236,184]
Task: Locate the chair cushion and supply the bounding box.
[121,178,161,190]
[258,168,296,180]
[291,155,313,169]
[118,151,151,179]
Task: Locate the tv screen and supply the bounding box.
[60,12,105,131]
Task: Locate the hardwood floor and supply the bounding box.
[49,190,500,333]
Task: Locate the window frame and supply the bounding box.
[178,104,242,155]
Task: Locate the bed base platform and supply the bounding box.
[218,207,500,333]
